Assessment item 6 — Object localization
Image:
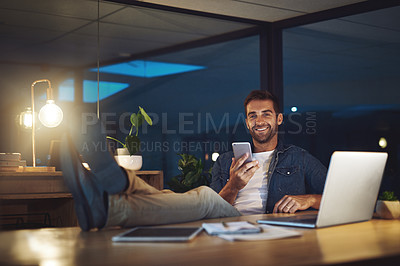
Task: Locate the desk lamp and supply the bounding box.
[31,79,63,167]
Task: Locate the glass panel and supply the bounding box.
[97,35,260,182]
[0,1,255,169]
[283,6,400,196]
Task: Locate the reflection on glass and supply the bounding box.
[83,80,130,103]
[92,60,206,78]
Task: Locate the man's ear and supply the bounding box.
[245,118,250,130]
[277,113,283,125]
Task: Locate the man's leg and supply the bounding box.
[61,116,240,231]
[60,133,109,231]
[106,170,240,227]
[123,169,166,195]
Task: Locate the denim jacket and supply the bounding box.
[210,141,327,213]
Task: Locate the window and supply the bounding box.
[283,7,400,194]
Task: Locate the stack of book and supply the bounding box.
[0,153,26,172]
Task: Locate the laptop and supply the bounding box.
[257,151,388,228]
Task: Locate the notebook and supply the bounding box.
[257,151,388,228]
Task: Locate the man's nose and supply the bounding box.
[255,116,265,124]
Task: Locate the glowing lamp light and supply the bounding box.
[378,137,387,149]
[39,100,63,128]
[291,106,298,112]
[82,162,91,170]
[23,112,33,128]
[212,152,220,162]
[19,107,33,129]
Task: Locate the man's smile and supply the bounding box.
[253,125,270,132]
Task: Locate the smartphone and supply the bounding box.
[232,142,253,163]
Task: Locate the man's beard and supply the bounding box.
[249,124,278,144]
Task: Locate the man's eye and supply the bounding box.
[249,115,256,119]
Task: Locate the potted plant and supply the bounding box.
[107,106,152,170]
[376,191,400,219]
[168,153,211,193]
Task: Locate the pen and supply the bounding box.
[248,221,263,232]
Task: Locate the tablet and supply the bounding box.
[112,226,203,242]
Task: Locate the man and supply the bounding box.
[211,90,327,214]
[61,116,240,231]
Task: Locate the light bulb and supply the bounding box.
[23,113,33,128]
[19,107,33,129]
[39,100,63,128]
[378,137,387,149]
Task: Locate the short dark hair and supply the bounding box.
[244,90,281,115]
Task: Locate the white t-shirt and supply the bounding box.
[233,150,274,215]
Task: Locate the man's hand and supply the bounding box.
[229,153,260,191]
[218,153,259,204]
[273,194,322,213]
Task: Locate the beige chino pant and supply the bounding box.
[106,169,241,228]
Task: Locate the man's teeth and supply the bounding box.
[256,128,267,131]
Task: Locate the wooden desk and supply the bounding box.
[0,171,163,228]
[0,214,398,265]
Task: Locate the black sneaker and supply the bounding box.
[60,133,108,231]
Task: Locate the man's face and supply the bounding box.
[245,99,283,145]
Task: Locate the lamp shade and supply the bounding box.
[38,100,63,128]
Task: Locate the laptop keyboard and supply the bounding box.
[267,215,317,224]
[292,218,317,224]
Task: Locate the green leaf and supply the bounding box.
[130,112,143,129]
[182,170,197,185]
[106,136,126,148]
[188,173,203,186]
[168,176,190,193]
[169,153,212,192]
[379,191,398,201]
[125,135,140,155]
[139,106,153,126]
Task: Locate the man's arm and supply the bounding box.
[218,153,259,205]
[273,151,327,213]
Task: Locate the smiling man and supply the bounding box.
[211,90,327,215]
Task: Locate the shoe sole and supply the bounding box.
[61,134,94,231]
